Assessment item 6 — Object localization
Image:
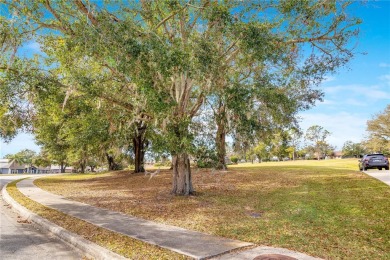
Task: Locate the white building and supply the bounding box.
[0,159,52,174]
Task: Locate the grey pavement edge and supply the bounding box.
[1,182,126,260]
[17,177,253,259]
[214,246,322,260]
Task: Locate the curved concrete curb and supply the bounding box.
[1,182,127,260]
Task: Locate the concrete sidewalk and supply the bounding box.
[15,177,321,260]
[17,177,252,259]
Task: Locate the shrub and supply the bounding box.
[193,145,218,168]
[230,156,239,164]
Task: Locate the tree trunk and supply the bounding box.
[169,73,198,195]
[60,162,66,173]
[80,159,86,173]
[106,153,115,171]
[133,132,145,173]
[133,122,147,173]
[215,101,227,170]
[171,153,194,195]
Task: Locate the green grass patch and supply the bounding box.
[6,179,187,260]
[36,159,390,259]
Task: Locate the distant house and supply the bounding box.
[50,165,75,173]
[0,159,53,174]
[28,165,51,174]
[334,151,343,159]
[0,159,25,174]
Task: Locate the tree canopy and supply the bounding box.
[1,0,361,195]
[365,104,390,154]
[305,125,332,160]
[342,140,366,158]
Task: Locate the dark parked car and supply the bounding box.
[359,153,389,171]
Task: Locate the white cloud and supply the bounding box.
[379,62,390,68]
[323,84,390,100]
[365,88,390,99]
[379,74,390,86]
[316,99,336,106]
[322,76,336,83]
[345,98,366,106]
[24,41,41,52]
[299,112,367,150]
[323,84,360,94]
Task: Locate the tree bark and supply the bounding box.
[106,153,115,171]
[171,153,194,195]
[60,162,66,173]
[169,73,197,195]
[79,158,86,173]
[133,133,145,173]
[215,101,227,170]
[133,123,147,173]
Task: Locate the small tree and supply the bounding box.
[253,142,268,163]
[342,141,367,158]
[6,149,37,172]
[305,125,331,160]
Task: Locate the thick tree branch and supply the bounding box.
[154,4,188,31]
[44,0,74,34]
[220,39,239,60]
[74,0,98,26]
[189,93,204,118]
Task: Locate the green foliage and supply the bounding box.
[342,141,366,158]
[5,149,37,165]
[193,145,218,168]
[305,125,332,159]
[365,105,390,154]
[230,156,239,164]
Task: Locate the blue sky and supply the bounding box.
[1,1,389,156]
[299,1,390,150]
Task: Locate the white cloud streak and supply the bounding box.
[379,62,390,68]
[324,84,390,100]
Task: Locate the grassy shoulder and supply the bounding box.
[6,179,187,260]
[35,159,390,259]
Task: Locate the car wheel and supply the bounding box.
[385,167,389,170]
[379,168,382,170]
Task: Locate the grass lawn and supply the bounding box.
[34,159,389,259]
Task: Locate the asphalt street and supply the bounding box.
[0,175,82,260]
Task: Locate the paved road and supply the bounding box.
[0,175,82,260]
[363,169,390,186]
